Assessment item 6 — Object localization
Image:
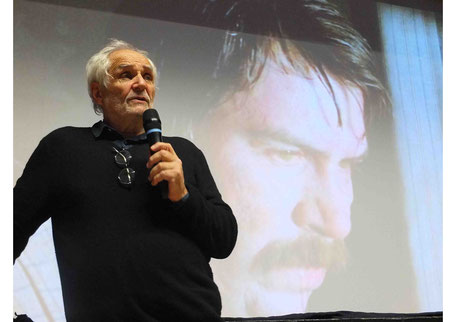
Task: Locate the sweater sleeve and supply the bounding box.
[169,144,237,260]
[14,135,58,263]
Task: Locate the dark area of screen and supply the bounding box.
[26,0,442,35]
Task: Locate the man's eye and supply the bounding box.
[120,72,132,79]
[143,74,153,81]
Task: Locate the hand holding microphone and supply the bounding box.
[143,109,188,202]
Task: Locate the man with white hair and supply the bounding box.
[14,39,237,321]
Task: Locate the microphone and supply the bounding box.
[143,108,162,146]
[143,108,168,198]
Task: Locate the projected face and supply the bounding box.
[206,60,367,316]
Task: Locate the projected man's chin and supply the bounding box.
[205,59,366,317]
[244,285,314,316]
[243,265,327,315]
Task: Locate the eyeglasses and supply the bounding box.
[112,147,135,187]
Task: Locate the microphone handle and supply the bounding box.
[146,130,168,199]
[146,130,162,147]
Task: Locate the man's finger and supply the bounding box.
[148,161,175,182]
[150,142,176,154]
[146,150,175,168]
[150,169,180,186]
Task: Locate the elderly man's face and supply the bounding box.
[206,60,367,316]
[95,49,155,124]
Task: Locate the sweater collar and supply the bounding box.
[91,120,147,142]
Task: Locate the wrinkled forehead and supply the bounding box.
[108,49,152,72]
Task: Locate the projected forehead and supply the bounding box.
[231,38,364,124]
[219,59,367,161]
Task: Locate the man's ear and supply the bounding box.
[90,82,104,107]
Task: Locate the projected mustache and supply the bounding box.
[251,234,348,274]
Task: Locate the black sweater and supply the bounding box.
[14,124,237,321]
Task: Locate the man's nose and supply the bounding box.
[132,73,147,91]
[291,167,353,240]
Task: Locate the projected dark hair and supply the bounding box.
[198,0,388,126]
[125,0,388,130]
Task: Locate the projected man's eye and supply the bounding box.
[263,147,302,163]
[249,137,307,166]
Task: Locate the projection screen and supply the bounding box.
[13,0,442,320]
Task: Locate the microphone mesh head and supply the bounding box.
[143,108,161,131]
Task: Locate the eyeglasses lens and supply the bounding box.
[113,148,135,187]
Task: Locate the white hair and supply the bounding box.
[86,38,157,114]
